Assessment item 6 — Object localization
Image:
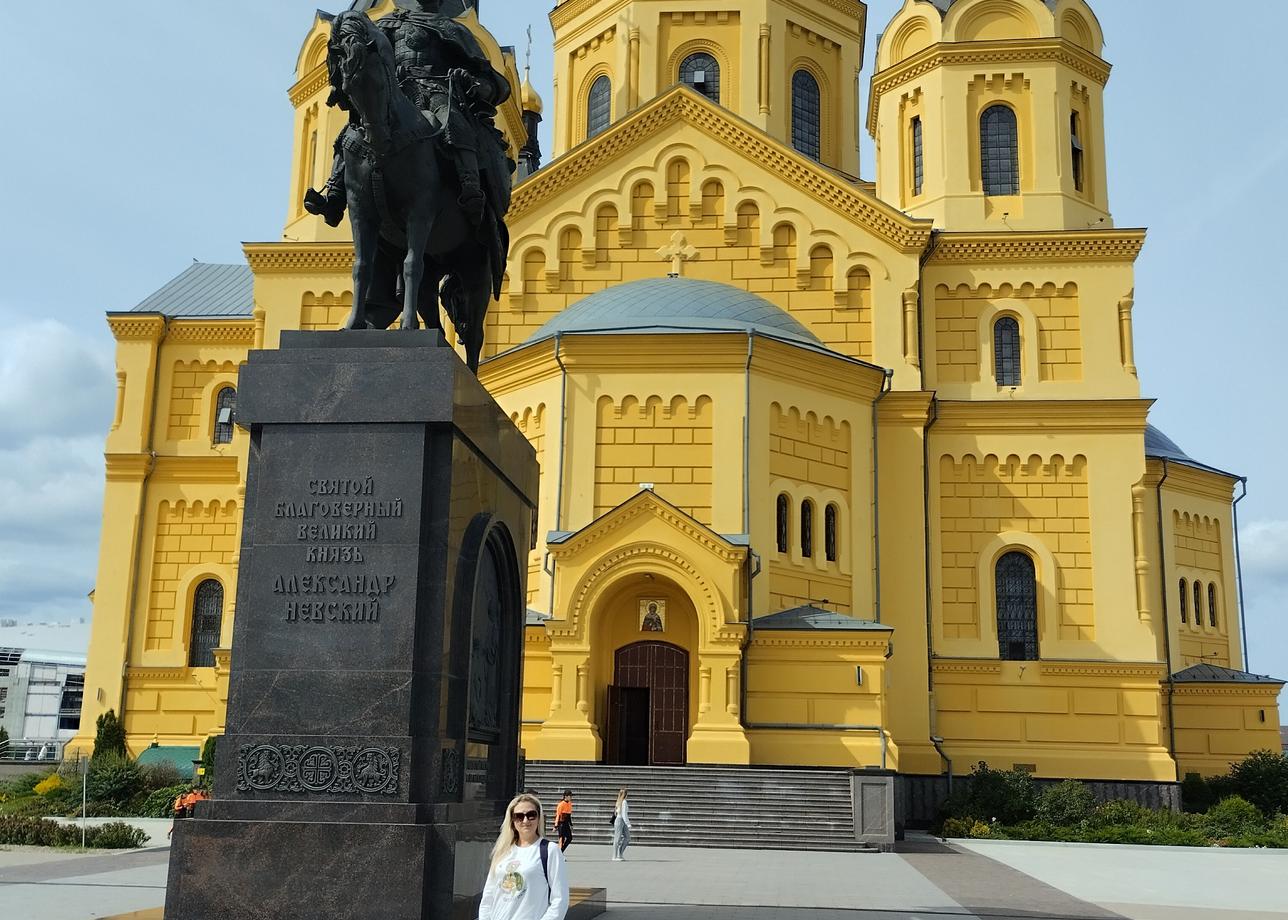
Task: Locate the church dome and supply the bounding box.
[524,278,822,347]
[520,76,544,115]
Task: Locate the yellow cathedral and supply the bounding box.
[74,0,1283,787]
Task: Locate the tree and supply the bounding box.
[92,710,128,761]
[0,725,9,757]
[199,735,220,787]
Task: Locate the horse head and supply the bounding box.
[327,12,400,152]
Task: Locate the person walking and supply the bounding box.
[553,790,574,852]
[611,788,632,861]
[478,793,569,920]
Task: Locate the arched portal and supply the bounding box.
[608,642,690,766]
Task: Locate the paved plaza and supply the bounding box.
[1,834,1286,919]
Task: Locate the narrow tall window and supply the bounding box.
[189,580,224,668]
[994,317,1022,387]
[1179,578,1189,624]
[996,552,1039,661]
[980,105,1019,196]
[587,75,611,139]
[791,70,822,161]
[1208,583,1219,629]
[213,387,237,444]
[824,504,839,563]
[680,52,721,103]
[1070,112,1085,192]
[801,500,815,559]
[1194,582,1203,629]
[911,116,924,197]
[776,494,790,555]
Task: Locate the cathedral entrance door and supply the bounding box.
[608,642,689,766]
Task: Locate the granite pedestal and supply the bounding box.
[165,331,538,920]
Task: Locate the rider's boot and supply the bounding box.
[304,154,348,228]
[454,150,486,226]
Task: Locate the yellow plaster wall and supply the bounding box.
[300,291,354,330]
[1169,685,1284,778]
[934,660,1175,780]
[144,500,239,653]
[937,452,1093,642]
[165,361,239,442]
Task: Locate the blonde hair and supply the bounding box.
[615,788,628,808]
[489,793,544,872]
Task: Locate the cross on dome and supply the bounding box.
[657,232,699,278]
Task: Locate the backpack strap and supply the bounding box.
[539,837,550,889]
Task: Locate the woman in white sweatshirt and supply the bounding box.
[611,788,632,861]
[478,793,569,920]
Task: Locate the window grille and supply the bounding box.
[824,504,839,562]
[996,551,1038,661]
[994,316,1022,386]
[776,495,790,554]
[189,580,224,668]
[800,500,815,558]
[791,70,821,161]
[980,105,1019,196]
[680,53,720,103]
[213,387,237,444]
[587,75,611,138]
[1179,579,1189,624]
[912,116,924,196]
[1070,112,1085,192]
[1208,583,1218,628]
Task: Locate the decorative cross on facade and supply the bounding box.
[657,231,699,277]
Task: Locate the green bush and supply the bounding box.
[2,771,54,796]
[0,816,148,849]
[940,763,1037,826]
[200,736,220,786]
[1181,773,1215,814]
[92,710,128,762]
[1200,796,1265,839]
[1035,780,1096,827]
[139,784,191,819]
[1088,799,1154,829]
[0,725,9,753]
[85,759,143,809]
[1227,750,1288,818]
[140,761,185,792]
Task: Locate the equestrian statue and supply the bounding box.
[305,0,514,371]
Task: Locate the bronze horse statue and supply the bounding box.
[324,11,508,371]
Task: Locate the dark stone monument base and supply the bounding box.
[164,332,538,919]
[166,808,495,920]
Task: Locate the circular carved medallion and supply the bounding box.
[245,745,285,791]
[352,748,395,794]
[298,747,339,792]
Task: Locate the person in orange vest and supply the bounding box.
[552,790,574,853]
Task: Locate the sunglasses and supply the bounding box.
[513,810,540,822]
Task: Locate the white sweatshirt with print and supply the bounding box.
[478,840,569,920]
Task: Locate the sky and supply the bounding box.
[0,2,1284,681]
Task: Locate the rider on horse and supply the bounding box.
[306,0,512,229]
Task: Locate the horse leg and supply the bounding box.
[345,209,379,331]
[417,265,444,334]
[400,216,432,331]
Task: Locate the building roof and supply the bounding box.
[1145,425,1239,480]
[0,647,85,668]
[127,263,254,318]
[1171,663,1284,685]
[756,605,892,632]
[524,278,824,347]
[926,0,1058,13]
[137,745,201,772]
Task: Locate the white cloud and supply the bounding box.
[1239,520,1288,681]
[0,320,114,444]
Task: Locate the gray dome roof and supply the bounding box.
[1145,425,1238,478]
[926,0,1057,14]
[525,278,822,346]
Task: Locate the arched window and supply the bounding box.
[680,52,720,103]
[776,494,790,555]
[1179,578,1189,624]
[824,504,839,563]
[587,75,611,138]
[1208,583,1219,629]
[1194,582,1203,629]
[911,116,924,197]
[980,105,1019,196]
[996,551,1038,661]
[1070,112,1085,192]
[213,387,237,445]
[189,580,224,668]
[800,500,815,558]
[994,317,1022,387]
[791,70,821,161]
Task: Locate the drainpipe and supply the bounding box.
[740,333,759,726]
[546,333,570,620]
[872,369,894,622]
[921,397,942,773]
[931,736,953,794]
[120,316,170,716]
[1154,459,1179,782]
[1232,478,1250,670]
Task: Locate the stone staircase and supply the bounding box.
[524,762,872,852]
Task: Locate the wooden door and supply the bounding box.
[613,642,689,766]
